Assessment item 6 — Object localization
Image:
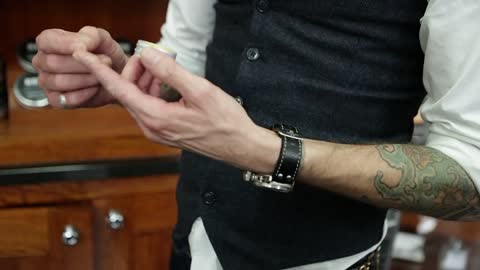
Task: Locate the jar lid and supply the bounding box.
[134,40,177,59]
[13,73,49,108]
[17,39,38,74]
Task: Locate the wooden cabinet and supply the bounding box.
[0,205,95,270]
[0,175,178,270]
[93,192,177,270]
[0,1,180,268]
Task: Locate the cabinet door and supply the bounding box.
[93,197,133,270]
[94,191,177,270]
[0,205,94,270]
[131,192,177,270]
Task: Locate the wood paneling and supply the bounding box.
[0,174,178,208]
[48,206,94,270]
[0,1,179,269]
[133,233,172,270]
[131,192,177,234]
[0,102,180,167]
[92,193,177,270]
[0,176,178,270]
[0,0,177,168]
[0,205,94,270]
[0,208,49,258]
[93,198,133,270]
[0,0,169,63]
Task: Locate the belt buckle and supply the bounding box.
[357,246,381,270]
[359,264,370,270]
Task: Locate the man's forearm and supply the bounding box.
[298,140,480,221]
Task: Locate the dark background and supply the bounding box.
[0,0,169,64]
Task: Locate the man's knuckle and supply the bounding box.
[45,91,59,107]
[159,61,176,79]
[78,26,100,48]
[162,132,181,143]
[192,84,213,100]
[143,118,158,131]
[105,83,117,94]
[197,78,211,90]
[79,25,97,35]
[99,55,113,66]
[35,32,48,50]
[43,55,58,71]
[52,75,66,89]
[97,28,112,39]
[143,131,156,142]
[37,74,46,88]
[31,54,40,70]
[36,29,63,50]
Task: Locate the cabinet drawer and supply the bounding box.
[0,205,94,270]
[0,208,49,257]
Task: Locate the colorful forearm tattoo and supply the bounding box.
[375,145,480,220]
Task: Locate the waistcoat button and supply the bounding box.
[256,0,270,13]
[246,48,261,61]
[203,191,217,206]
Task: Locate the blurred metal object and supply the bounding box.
[17,39,38,73]
[379,210,401,270]
[116,38,135,56]
[439,238,469,270]
[0,57,8,119]
[134,40,177,58]
[62,225,80,246]
[13,73,49,108]
[59,94,68,109]
[106,209,125,230]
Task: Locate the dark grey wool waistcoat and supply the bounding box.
[171,1,427,269]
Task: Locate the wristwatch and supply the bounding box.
[243,124,303,193]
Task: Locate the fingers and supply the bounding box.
[35,53,111,93]
[38,73,99,91]
[140,48,212,102]
[33,51,112,73]
[45,87,99,108]
[36,26,127,71]
[73,50,166,112]
[121,56,145,83]
[121,56,155,93]
[138,71,154,92]
[36,29,84,54]
[76,26,127,71]
[149,79,163,98]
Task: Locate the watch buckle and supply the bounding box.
[243,171,294,193]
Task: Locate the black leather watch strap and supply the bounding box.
[242,124,303,193]
[272,126,303,184]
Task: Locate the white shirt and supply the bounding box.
[159,0,480,269]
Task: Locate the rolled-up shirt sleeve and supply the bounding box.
[419,0,480,187]
[158,0,217,77]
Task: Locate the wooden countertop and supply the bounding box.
[0,65,179,168]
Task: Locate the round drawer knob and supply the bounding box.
[106,209,125,230]
[62,225,80,246]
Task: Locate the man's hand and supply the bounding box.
[73,48,281,173]
[33,26,129,108]
[72,42,480,222]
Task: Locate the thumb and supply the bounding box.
[73,26,127,72]
[73,50,163,112]
[140,47,210,102]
